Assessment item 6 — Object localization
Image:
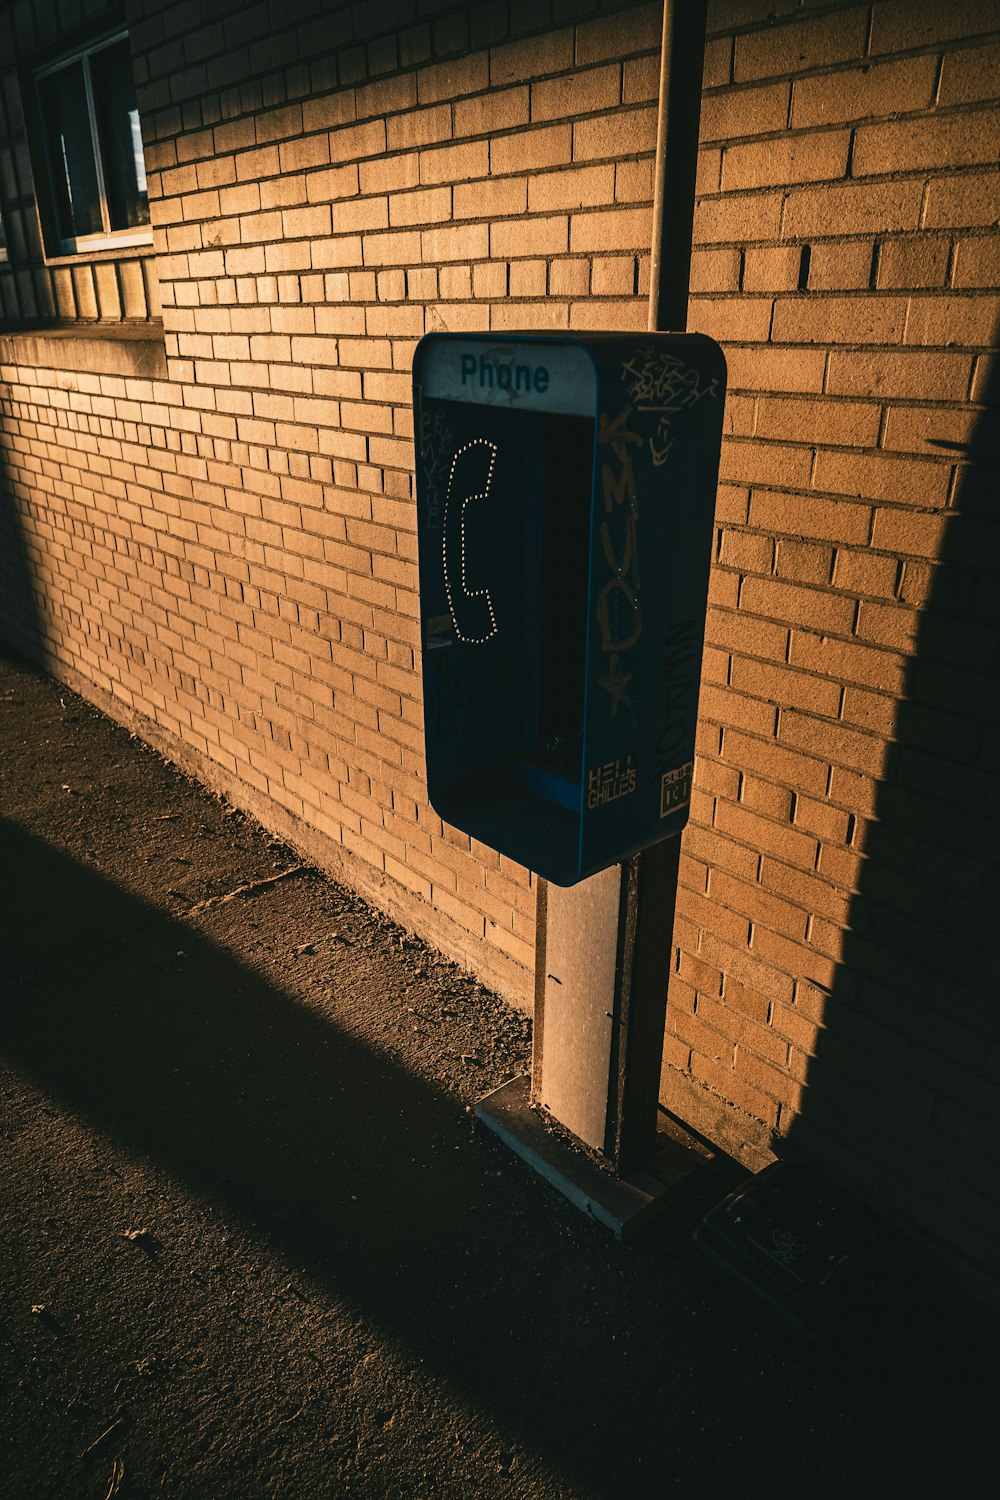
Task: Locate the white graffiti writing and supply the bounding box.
[621,347,720,465]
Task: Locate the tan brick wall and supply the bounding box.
[1,0,998,1302]
[1,0,668,1006]
[671,0,1000,1302]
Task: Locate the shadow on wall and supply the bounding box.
[0,431,49,667]
[787,323,1000,1300]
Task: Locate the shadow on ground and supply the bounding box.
[0,822,989,1496]
[1,653,994,1497]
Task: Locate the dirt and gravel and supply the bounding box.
[0,648,991,1499]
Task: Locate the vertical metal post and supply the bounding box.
[608,0,709,1168]
[529,0,709,1177]
[649,0,709,337]
[478,3,713,1225]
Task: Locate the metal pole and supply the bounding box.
[603,0,709,1171]
[482,0,713,1210]
[649,0,708,336]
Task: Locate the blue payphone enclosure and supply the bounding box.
[413,330,726,886]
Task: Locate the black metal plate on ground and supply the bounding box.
[693,1161,908,1349]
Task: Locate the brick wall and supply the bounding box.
[1,0,998,1303]
[1,0,673,1004]
[669,0,1000,1304]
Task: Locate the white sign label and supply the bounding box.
[420,337,597,418]
[660,761,693,817]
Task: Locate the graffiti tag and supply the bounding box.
[432,650,513,749]
[595,403,643,722]
[420,405,455,530]
[621,347,720,466]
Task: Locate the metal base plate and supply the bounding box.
[475,1074,711,1240]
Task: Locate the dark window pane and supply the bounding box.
[90,39,149,231]
[39,61,102,241]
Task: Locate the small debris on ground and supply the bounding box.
[122,1228,162,1256]
[79,1416,127,1460]
[104,1455,126,1499]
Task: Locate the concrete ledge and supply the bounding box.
[476,1074,713,1239]
[0,323,167,379]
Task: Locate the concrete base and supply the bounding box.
[475,1075,713,1240]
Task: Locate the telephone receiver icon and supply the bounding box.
[443,440,499,644]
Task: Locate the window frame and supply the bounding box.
[34,28,152,257]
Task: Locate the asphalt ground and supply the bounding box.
[0,647,992,1499]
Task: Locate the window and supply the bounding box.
[0,205,7,262]
[35,32,150,255]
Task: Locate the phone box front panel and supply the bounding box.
[413,332,726,886]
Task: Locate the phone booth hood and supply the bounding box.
[413,330,726,886]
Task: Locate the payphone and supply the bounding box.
[413,330,725,886]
